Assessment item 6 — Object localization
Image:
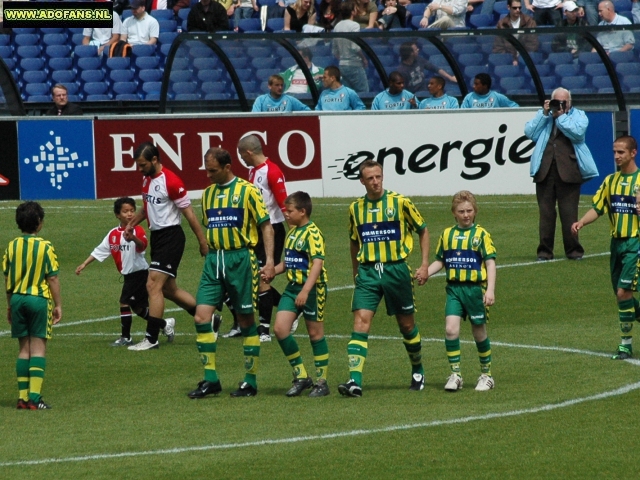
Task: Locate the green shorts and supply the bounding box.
[351,261,415,316]
[277,282,327,322]
[610,237,639,293]
[444,282,488,325]
[196,248,259,315]
[10,294,54,339]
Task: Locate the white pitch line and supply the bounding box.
[1,378,639,468]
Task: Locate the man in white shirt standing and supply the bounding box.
[121,0,160,46]
[82,10,123,55]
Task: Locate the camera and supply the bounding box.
[549,99,566,112]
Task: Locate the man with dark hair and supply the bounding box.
[126,142,210,350]
[493,0,538,65]
[252,74,311,112]
[371,71,417,110]
[121,0,159,45]
[315,66,365,111]
[419,76,459,109]
[332,0,369,93]
[461,73,519,108]
[551,1,590,58]
[396,42,456,94]
[44,84,83,116]
[186,0,230,32]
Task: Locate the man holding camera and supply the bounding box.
[525,87,599,261]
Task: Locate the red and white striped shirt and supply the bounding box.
[248,158,287,224]
[141,167,191,231]
[91,225,149,275]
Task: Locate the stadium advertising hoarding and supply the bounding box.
[0,121,19,201]
[17,120,96,200]
[3,2,113,28]
[93,116,322,199]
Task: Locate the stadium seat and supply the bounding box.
[51,70,77,84]
[83,81,110,96]
[547,52,574,66]
[12,28,36,35]
[0,45,13,58]
[561,76,587,90]
[247,46,271,58]
[131,44,157,57]
[175,93,200,100]
[139,69,164,82]
[197,69,223,83]
[14,33,40,47]
[169,57,190,70]
[135,56,160,70]
[251,57,276,69]
[70,33,86,47]
[81,69,105,83]
[623,75,640,91]
[48,57,73,71]
[46,45,72,59]
[493,0,509,14]
[20,58,46,72]
[109,69,135,83]
[577,51,601,66]
[464,65,487,79]
[142,81,163,99]
[265,18,285,32]
[40,27,65,34]
[42,33,67,46]
[60,82,79,96]
[193,57,220,71]
[177,8,191,24]
[25,83,51,99]
[151,9,176,20]
[86,94,113,101]
[233,68,254,81]
[77,56,103,71]
[17,45,42,59]
[112,81,139,98]
[585,63,607,78]
[555,63,581,77]
[494,64,520,78]
[237,19,262,32]
[452,43,479,55]
[158,19,178,32]
[469,14,494,28]
[616,62,640,77]
[106,57,132,71]
[23,70,48,84]
[158,32,179,45]
[205,92,232,100]
[499,76,525,92]
[171,81,197,95]
[591,75,613,90]
[487,53,513,66]
[458,53,484,66]
[609,50,635,64]
[170,70,194,83]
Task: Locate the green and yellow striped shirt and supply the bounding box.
[434,224,496,283]
[592,170,640,238]
[349,190,426,264]
[284,221,328,285]
[201,177,270,250]
[3,235,59,298]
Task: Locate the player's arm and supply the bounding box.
[5,280,11,324]
[75,255,97,275]
[572,207,599,234]
[266,165,288,213]
[427,259,444,277]
[484,258,496,306]
[181,205,209,257]
[259,220,276,281]
[415,227,430,286]
[350,238,360,279]
[124,226,148,252]
[296,257,323,308]
[128,209,146,229]
[46,274,62,325]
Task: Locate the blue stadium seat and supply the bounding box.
[555,63,581,77]
[171,81,197,95]
[175,93,200,100]
[151,9,176,20]
[469,14,494,28]
[494,64,520,78]
[76,57,103,73]
[112,82,139,98]
[609,51,636,64]
[46,44,72,59]
[131,44,157,57]
[110,69,135,83]
[178,8,191,24]
[170,57,190,70]
[197,69,223,83]
[547,52,574,66]
[135,56,160,70]
[158,32,179,45]
[86,94,113,101]
[238,19,262,33]
[493,0,509,14]
[12,28,36,35]
[142,81,162,99]
[0,45,13,58]
[251,57,276,69]
[265,18,285,32]
[561,76,586,90]
[458,53,484,66]
[83,81,109,96]
[139,69,164,82]
[81,69,105,83]
[487,53,513,66]
[616,62,640,77]
[585,63,607,78]
[205,92,232,100]
[20,58,45,72]
[169,70,193,83]
[106,57,132,71]
[452,43,479,55]
[500,76,525,92]
[578,52,601,67]
[591,75,613,91]
[23,70,48,84]
[60,82,79,96]
[40,27,65,34]
[538,76,557,93]
[51,70,76,84]
[48,57,73,71]
[247,46,271,58]
[70,33,86,47]
[67,27,84,35]
[17,45,42,59]
[42,33,67,46]
[122,10,133,20]
[25,83,51,99]
[158,19,178,32]
[15,34,40,47]
[234,68,254,81]
[623,75,640,92]
[74,45,98,59]
[464,65,487,79]
[193,57,219,71]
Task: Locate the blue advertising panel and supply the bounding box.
[630,109,640,152]
[583,111,615,196]
[17,120,95,200]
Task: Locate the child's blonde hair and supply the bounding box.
[451,190,478,214]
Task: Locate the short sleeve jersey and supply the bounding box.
[461,90,519,109]
[201,177,270,250]
[248,159,287,224]
[251,94,311,112]
[434,224,496,283]
[284,221,328,284]
[420,94,460,109]
[3,235,59,299]
[349,190,426,263]
[142,167,191,231]
[371,89,416,110]
[316,85,365,111]
[592,170,640,238]
[91,225,149,275]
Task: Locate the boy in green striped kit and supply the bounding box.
[4,202,62,409]
[427,191,496,392]
[573,135,640,360]
[270,191,330,397]
[187,147,276,399]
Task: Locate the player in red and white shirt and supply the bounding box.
[76,197,152,347]
[231,134,288,342]
[126,142,212,351]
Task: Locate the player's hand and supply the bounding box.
[571,221,582,235]
[75,265,84,275]
[123,229,134,242]
[199,242,209,257]
[261,263,276,283]
[483,292,495,306]
[409,96,417,108]
[295,291,309,308]
[414,265,429,286]
[52,306,62,325]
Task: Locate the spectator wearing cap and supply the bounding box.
[551,1,590,58]
[121,0,160,46]
[493,0,538,66]
[595,0,634,53]
[523,0,562,26]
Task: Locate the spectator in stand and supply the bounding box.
[82,10,122,56]
[44,84,83,116]
[461,73,519,108]
[284,0,317,31]
[187,0,230,32]
[354,0,378,28]
[419,75,460,109]
[493,0,538,66]
[232,0,258,32]
[377,0,407,29]
[280,47,324,94]
[316,65,366,110]
[419,0,468,29]
[397,42,457,94]
[332,1,369,92]
[633,0,640,24]
[121,0,160,46]
[318,0,341,30]
[371,71,417,110]
[551,1,590,58]
[252,74,311,112]
[595,0,634,53]
[523,0,562,26]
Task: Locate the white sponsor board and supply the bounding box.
[320,109,538,197]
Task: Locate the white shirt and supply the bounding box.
[83,12,123,46]
[123,12,160,45]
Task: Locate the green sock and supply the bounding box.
[347,332,368,386]
[402,326,424,375]
[311,336,329,381]
[28,356,46,403]
[16,358,29,402]
[278,335,307,378]
[445,338,461,374]
[241,323,260,388]
[619,298,635,349]
[476,338,492,376]
[195,322,219,383]
[634,298,640,321]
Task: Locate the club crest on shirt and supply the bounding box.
[472,236,482,247]
[385,207,395,217]
[297,239,305,249]
[232,194,240,204]
[634,184,640,195]
[112,235,116,243]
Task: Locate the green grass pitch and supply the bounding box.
[1,195,639,479]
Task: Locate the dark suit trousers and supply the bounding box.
[536,160,584,259]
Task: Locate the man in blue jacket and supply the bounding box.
[525,87,599,261]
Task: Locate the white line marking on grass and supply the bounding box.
[1,378,639,467]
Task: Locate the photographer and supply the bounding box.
[524,87,599,261]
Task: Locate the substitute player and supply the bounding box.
[4,202,61,409]
[427,191,496,392]
[270,191,330,397]
[187,147,275,399]
[126,142,210,351]
[572,135,640,360]
[338,160,430,397]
